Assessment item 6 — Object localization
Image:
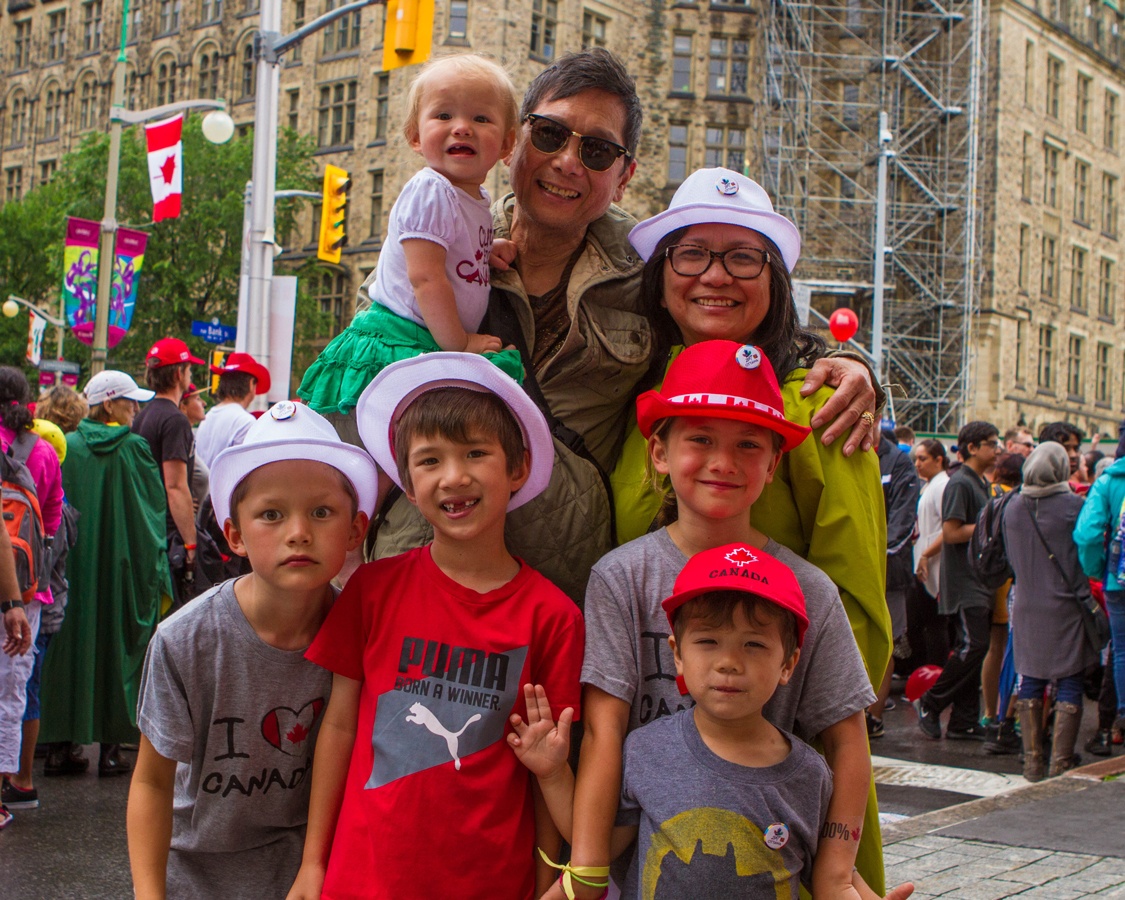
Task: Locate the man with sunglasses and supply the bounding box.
[374,49,879,606]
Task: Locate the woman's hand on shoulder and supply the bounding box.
[800,357,877,456]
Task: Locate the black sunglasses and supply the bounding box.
[524,114,630,172]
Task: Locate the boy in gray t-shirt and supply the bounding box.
[512,544,907,900]
[127,403,378,900]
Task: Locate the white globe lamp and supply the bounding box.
[201,110,235,144]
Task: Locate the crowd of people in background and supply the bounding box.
[0,44,1121,900]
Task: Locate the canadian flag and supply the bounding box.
[145,113,183,222]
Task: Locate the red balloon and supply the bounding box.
[904,665,943,703]
[828,307,859,342]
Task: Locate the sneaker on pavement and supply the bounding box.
[947,723,988,741]
[1,779,38,809]
[982,719,1020,755]
[884,697,896,712]
[866,712,885,739]
[914,699,942,740]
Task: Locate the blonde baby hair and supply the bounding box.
[403,53,519,143]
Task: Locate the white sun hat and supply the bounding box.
[83,370,155,405]
[209,401,380,525]
[628,167,802,272]
[355,352,553,512]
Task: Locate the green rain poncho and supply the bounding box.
[40,418,171,744]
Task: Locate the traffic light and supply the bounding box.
[210,350,224,395]
[318,164,351,264]
[382,0,434,71]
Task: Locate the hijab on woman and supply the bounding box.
[1021,442,1071,498]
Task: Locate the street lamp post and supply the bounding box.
[90,0,235,376]
[3,295,67,383]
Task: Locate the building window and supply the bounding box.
[1015,318,1025,383]
[1021,134,1033,200]
[13,20,31,70]
[287,90,300,131]
[292,0,305,61]
[127,1,143,43]
[39,160,57,185]
[5,168,23,203]
[1096,343,1112,403]
[1104,173,1119,236]
[448,0,468,39]
[374,74,390,141]
[200,0,222,21]
[317,80,357,147]
[1106,90,1118,151]
[78,78,99,131]
[704,125,746,172]
[1067,334,1084,397]
[48,11,67,62]
[1037,325,1055,389]
[83,1,103,52]
[127,70,139,110]
[1024,40,1034,105]
[42,86,62,140]
[530,0,557,60]
[198,50,221,99]
[1043,145,1060,208]
[323,0,361,54]
[668,124,688,183]
[709,36,749,96]
[7,93,27,146]
[1046,55,1062,119]
[582,10,607,49]
[1076,74,1091,133]
[1042,234,1058,298]
[1074,161,1089,224]
[244,0,259,11]
[1071,246,1087,311]
[672,34,693,93]
[369,169,384,240]
[316,270,350,337]
[242,43,256,97]
[1018,224,1030,291]
[1099,257,1116,319]
[159,0,181,34]
[156,59,178,106]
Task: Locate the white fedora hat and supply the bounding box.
[209,401,380,525]
[628,167,802,272]
[355,352,553,512]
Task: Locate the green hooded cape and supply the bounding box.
[39,418,172,744]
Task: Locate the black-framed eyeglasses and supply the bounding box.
[524,114,631,172]
[665,244,771,280]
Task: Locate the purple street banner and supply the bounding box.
[63,217,148,348]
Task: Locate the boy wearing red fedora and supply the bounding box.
[195,352,271,470]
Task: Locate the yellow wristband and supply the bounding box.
[537,848,610,900]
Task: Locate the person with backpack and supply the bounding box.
[0,367,63,824]
[1074,448,1125,753]
[1004,443,1098,781]
[39,371,171,778]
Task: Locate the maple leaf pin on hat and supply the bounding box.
[635,340,812,451]
[662,543,809,647]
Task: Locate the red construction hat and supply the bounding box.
[662,543,808,647]
[210,352,271,395]
[146,337,204,368]
[635,341,811,451]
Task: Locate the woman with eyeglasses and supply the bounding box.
[602,166,891,895]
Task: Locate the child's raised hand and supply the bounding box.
[508,683,573,779]
[465,332,504,355]
[490,238,518,271]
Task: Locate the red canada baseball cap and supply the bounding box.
[210,352,271,395]
[146,337,204,368]
[662,543,809,647]
[635,341,811,451]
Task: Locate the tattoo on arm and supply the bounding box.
[820,821,861,842]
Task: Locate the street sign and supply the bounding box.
[191,319,237,344]
[38,359,82,374]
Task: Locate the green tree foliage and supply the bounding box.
[0,119,329,388]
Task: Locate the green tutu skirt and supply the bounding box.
[297,303,524,415]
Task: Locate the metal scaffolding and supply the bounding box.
[764,0,987,432]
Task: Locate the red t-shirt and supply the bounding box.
[306,546,584,900]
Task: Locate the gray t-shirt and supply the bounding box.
[617,709,832,899]
[137,580,333,899]
[938,465,993,614]
[582,528,874,742]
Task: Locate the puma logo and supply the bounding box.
[405,702,482,770]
